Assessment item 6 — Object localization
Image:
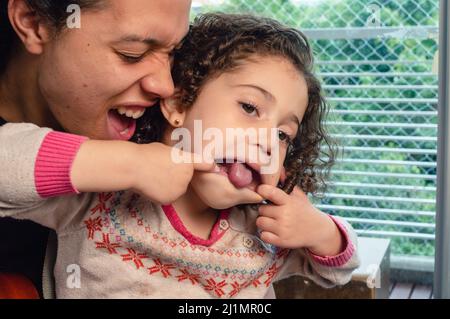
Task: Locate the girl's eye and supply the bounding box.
[278,130,293,145]
[240,102,259,116]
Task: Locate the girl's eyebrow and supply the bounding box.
[288,113,301,128]
[233,84,275,102]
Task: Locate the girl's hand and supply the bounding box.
[256,184,344,256]
[71,141,218,205]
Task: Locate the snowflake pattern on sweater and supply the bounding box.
[83,192,292,298]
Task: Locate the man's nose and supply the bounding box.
[140,58,175,99]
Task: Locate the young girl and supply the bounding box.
[0,13,359,298]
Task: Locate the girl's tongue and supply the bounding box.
[226,163,254,188]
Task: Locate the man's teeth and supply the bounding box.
[116,107,145,120]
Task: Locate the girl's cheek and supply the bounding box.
[280,167,287,183]
[261,173,280,187]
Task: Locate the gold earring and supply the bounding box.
[174,119,181,126]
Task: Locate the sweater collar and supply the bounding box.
[161,204,230,247]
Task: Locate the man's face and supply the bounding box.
[38,0,191,140]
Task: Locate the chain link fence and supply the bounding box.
[193,0,439,271]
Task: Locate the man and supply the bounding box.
[0,0,192,297]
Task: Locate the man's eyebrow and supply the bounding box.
[233,84,276,102]
[115,35,162,46]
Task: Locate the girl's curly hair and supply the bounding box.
[134,13,336,196]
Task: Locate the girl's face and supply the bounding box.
[37,0,191,140]
[163,56,309,209]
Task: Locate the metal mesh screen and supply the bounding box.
[193,0,439,269]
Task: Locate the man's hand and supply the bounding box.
[132,143,218,204]
[71,141,218,204]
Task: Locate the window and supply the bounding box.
[194,0,439,281]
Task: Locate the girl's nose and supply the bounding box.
[259,143,272,157]
[257,128,278,157]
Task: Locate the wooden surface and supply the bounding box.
[389,282,433,299]
[274,277,377,299]
[274,237,392,299]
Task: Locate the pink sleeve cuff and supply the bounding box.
[35,131,89,198]
[307,215,355,267]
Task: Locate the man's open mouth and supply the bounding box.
[215,158,262,189]
[107,106,146,140]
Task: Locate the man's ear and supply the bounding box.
[8,0,53,55]
[160,95,186,128]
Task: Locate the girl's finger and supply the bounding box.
[258,204,281,219]
[291,185,305,196]
[256,216,279,234]
[291,186,309,200]
[240,189,264,204]
[259,231,282,247]
[257,184,289,206]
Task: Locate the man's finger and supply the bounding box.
[190,152,219,172]
[193,161,220,172]
[257,184,289,206]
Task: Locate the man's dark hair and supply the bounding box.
[0,0,104,74]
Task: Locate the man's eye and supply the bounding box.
[240,103,259,116]
[118,52,145,63]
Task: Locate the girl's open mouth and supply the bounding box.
[215,159,262,190]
